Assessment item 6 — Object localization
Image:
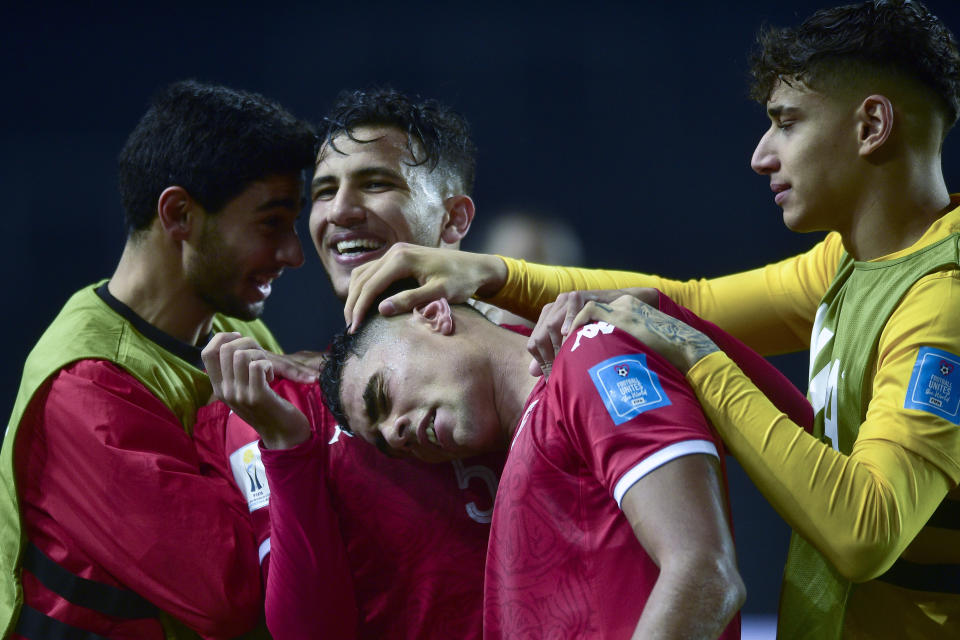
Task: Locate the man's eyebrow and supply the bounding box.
[311,175,335,190]
[362,370,386,426]
[767,105,800,119]
[312,166,406,190]
[256,197,299,212]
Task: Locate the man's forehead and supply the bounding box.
[316,125,421,169]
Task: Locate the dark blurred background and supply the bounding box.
[4,0,960,617]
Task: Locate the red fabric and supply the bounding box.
[485,328,741,639]
[16,360,264,639]
[484,296,812,639]
[199,379,501,639]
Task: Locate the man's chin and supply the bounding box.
[217,299,265,322]
[322,265,352,301]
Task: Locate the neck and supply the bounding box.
[842,156,951,261]
[108,237,214,346]
[464,313,539,445]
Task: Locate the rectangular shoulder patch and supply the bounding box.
[588,353,672,425]
[905,346,960,425]
[229,441,271,511]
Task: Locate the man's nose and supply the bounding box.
[382,413,413,450]
[750,130,779,175]
[277,230,305,268]
[327,189,367,227]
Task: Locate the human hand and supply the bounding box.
[527,288,660,377]
[202,332,311,449]
[343,243,508,331]
[285,350,326,378]
[569,295,719,374]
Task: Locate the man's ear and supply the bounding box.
[157,186,196,241]
[413,298,455,335]
[857,94,894,157]
[440,195,475,245]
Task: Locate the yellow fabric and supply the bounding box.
[492,203,960,637]
[689,351,953,578]
[491,233,843,355]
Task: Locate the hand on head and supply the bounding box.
[343,243,508,331]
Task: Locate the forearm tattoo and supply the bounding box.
[601,298,718,369]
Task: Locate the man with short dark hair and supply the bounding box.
[341,2,960,637]
[202,88,498,638]
[0,80,317,639]
[313,88,477,298]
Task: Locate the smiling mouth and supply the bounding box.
[335,238,386,256]
[425,412,439,445]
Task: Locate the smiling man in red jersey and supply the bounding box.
[200,89,504,638]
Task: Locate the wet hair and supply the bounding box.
[118,79,317,235]
[749,0,960,129]
[319,87,477,195]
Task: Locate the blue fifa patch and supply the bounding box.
[588,353,671,425]
[905,346,960,425]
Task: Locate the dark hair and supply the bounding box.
[749,0,960,127]
[118,80,317,234]
[319,87,477,195]
[319,277,426,434]
[320,326,368,435]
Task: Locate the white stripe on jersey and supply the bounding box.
[613,440,719,508]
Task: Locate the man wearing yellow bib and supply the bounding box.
[342,2,960,638]
[1,81,317,639]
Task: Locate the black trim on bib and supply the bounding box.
[96,282,211,369]
[22,542,158,619]
[926,499,960,530]
[15,604,113,640]
[877,558,960,594]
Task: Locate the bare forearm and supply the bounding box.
[631,559,744,640]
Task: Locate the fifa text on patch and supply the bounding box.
[905,346,960,425]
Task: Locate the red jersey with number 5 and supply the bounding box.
[194,379,503,639]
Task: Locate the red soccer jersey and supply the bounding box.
[17,361,264,640]
[484,293,812,639]
[195,379,503,639]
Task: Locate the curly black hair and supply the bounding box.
[118,80,317,235]
[319,87,476,195]
[749,0,960,127]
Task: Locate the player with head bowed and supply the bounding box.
[290,287,814,639]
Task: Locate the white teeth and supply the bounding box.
[336,238,384,255]
[426,413,438,445]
